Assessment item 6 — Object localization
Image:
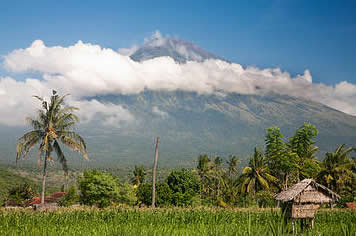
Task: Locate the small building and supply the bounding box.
[274,179,340,232]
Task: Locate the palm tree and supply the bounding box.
[16,90,88,204]
[239,148,277,195]
[213,156,223,201]
[317,144,356,193]
[131,165,146,186]
[226,155,240,178]
[197,154,212,198]
[221,155,240,204]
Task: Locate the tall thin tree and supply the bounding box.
[151,137,160,208]
[16,90,88,204]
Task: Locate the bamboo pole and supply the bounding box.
[151,137,160,208]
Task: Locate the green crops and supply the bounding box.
[0,208,355,236]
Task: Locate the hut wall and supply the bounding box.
[295,185,332,204]
[291,204,316,218]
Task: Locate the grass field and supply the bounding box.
[0,207,355,235]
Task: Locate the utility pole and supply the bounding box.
[151,137,160,208]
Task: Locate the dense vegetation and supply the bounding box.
[2,123,355,208]
[0,208,355,235]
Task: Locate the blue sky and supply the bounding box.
[0,0,355,85]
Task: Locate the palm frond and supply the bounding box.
[53,140,68,174]
[60,136,88,159]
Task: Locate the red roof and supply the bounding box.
[29,192,67,205]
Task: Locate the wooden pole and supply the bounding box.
[151,137,160,208]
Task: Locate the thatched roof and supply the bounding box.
[274,179,340,203]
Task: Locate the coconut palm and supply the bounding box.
[226,155,240,178]
[196,154,212,198]
[317,144,356,193]
[131,165,146,186]
[16,90,88,204]
[239,148,277,195]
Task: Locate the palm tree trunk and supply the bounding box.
[151,137,160,208]
[284,174,289,190]
[41,151,48,204]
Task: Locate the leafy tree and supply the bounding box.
[166,169,200,206]
[137,182,172,206]
[265,127,297,190]
[288,123,319,181]
[239,148,277,195]
[78,169,119,208]
[131,165,146,186]
[16,90,88,204]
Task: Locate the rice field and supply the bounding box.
[0,207,355,235]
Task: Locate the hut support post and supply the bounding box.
[292,219,297,234]
[311,218,314,229]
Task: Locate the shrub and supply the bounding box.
[78,169,120,208]
[117,181,137,206]
[137,182,172,206]
[166,169,200,206]
[7,183,36,206]
[57,185,79,207]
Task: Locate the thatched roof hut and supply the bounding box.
[274,179,340,204]
[274,179,340,231]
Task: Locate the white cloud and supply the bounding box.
[118,44,139,56]
[1,37,356,127]
[152,106,169,119]
[72,99,133,126]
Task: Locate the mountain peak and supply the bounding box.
[130,31,225,63]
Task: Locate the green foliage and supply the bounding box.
[57,185,79,207]
[78,169,120,208]
[317,144,356,195]
[166,169,200,206]
[6,183,36,206]
[255,190,275,208]
[130,165,146,186]
[288,123,319,181]
[239,148,278,194]
[137,182,172,206]
[117,182,137,206]
[0,168,39,206]
[265,127,297,190]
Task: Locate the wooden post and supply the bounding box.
[151,137,160,208]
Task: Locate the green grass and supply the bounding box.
[0,208,355,235]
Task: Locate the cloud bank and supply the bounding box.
[1,36,356,126]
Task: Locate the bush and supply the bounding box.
[57,185,79,207]
[137,182,172,206]
[166,169,200,206]
[117,182,137,206]
[256,190,275,208]
[78,169,120,208]
[7,183,36,206]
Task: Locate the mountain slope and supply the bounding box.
[80,90,356,167]
[130,33,224,63]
